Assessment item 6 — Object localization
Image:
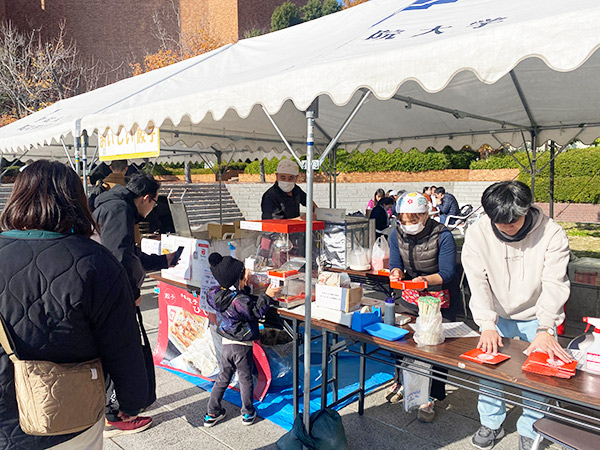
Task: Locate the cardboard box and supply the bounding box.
[234,220,255,239]
[315,284,363,313]
[160,235,215,286]
[312,304,354,327]
[207,223,235,240]
[141,237,161,256]
[315,207,346,222]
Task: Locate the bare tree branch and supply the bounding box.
[0,20,105,123]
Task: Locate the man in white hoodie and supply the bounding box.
[462,181,571,450]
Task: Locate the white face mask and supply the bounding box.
[400,222,425,235]
[278,180,295,193]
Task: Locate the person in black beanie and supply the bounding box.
[204,253,281,428]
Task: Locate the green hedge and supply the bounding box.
[516,147,600,203]
[245,157,281,174]
[243,149,477,174]
[152,161,246,175]
[521,176,600,204]
[472,147,600,203]
[469,153,523,169]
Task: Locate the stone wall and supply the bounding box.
[227,181,496,220]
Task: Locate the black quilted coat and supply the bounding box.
[0,230,149,449]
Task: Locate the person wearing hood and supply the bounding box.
[93,172,179,302]
[92,172,179,436]
[462,181,571,450]
[261,159,316,220]
[204,253,280,428]
[387,192,459,423]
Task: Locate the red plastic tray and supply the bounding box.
[240,219,325,233]
[390,280,428,290]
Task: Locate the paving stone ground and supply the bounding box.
[105,279,568,450]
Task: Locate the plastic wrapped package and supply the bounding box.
[371,236,390,271]
[322,217,375,269]
[247,271,271,295]
[414,296,445,347]
[259,328,293,387]
[239,219,324,272]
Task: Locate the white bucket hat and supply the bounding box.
[396,192,429,214]
[277,158,300,176]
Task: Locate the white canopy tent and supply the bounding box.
[2,0,600,155]
[2,0,600,430]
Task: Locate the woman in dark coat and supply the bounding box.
[0,161,150,450]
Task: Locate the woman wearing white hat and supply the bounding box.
[386,192,460,422]
[261,159,316,219]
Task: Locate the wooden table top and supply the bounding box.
[328,267,389,279]
[151,274,600,411]
[277,307,600,412]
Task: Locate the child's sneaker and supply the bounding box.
[385,383,404,403]
[204,409,226,428]
[241,411,256,426]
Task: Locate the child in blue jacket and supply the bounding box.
[204,253,280,427]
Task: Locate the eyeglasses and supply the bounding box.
[150,197,159,209]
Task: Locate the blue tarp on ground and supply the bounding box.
[163,340,393,431]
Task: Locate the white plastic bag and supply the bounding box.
[348,245,371,271]
[370,236,390,271]
[414,297,445,347]
[402,358,432,412]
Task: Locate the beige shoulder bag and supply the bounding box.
[0,314,105,436]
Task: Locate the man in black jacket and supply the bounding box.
[261,159,317,219]
[433,186,460,225]
[93,172,177,436]
[93,173,176,303]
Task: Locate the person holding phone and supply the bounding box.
[92,172,180,436]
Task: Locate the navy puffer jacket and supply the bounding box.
[0,230,149,449]
[207,287,272,342]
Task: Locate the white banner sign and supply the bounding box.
[99,128,160,161]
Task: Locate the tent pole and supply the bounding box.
[217,150,223,224]
[317,90,370,165]
[0,149,29,181]
[549,141,555,218]
[333,149,337,208]
[185,160,191,183]
[303,105,316,434]
[530,132,537,200]
[60,138,76,170]
[328,151,332,208]
[262,106,303,166]
[74,135,80,176]
[82,131,89,196]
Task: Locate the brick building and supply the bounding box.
[0,0,307,79]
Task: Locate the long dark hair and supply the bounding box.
[373,188,385,205]
[0,160,96,237]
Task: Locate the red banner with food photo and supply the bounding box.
[153,281,272,400]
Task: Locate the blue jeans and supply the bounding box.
[478,317,547,439]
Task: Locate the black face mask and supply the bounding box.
[491,208,538,243]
